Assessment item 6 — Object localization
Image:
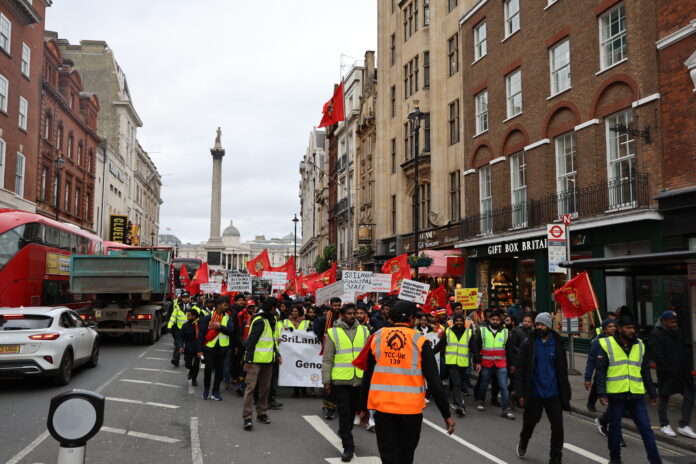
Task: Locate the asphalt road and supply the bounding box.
[2,336,695,464]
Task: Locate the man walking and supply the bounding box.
[314,297,342,420]
[168,291,192,367]
[585,319,616,412]
[514,312,571,464]
[649,310,696,438]
[197,297,236,401]
[433,313,473,417]
[323,304,370,462]
[597,316,661,464]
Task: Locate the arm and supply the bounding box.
[219,315,235,337]
[197,317,209,353]
[432,334,447,355]
[505,330,514,367]
[584,339,599,382]
[641,346,658,398]
[359,349,376,411]
[514,338,529,398]
[321,332,336,385]
[244,318,264,363]
[471,329,482,365]
[421,342,451,419]
[595,349,608,396]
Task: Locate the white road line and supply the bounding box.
[145,357,169,361]
[120,379,181,388]
[154,349,171,352]
[3,431,49,464]
[137,343,163,359]
[190,417,203,464]
[101,426,180,443]
[133,367,181,375]
[95,367,127,394]
[423,418,508,464]
[107,397,180,409]
[303,415,343,452]
[563,443,607,463]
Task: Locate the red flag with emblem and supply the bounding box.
[272,256,296,283]
[423,284,447,314]
[446,256,465,274]
[553,271,599,318]
[179,264,191,287]
[381,254,411,294]
[246,249,271,277]
[318,83,345,128]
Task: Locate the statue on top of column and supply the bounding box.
[214,127,222,148]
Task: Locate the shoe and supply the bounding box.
[678,425,696,438]
[191,379,198,387]
[587,404,597,413]
[243,419,253,430]
[367,417,376,433]
[170,359,179,367]
[455,407,464,417]
[595,417,607,436]
[516,440,527,459]
[548,459,561,464]
[353,415,361,425]
[325,409,336,420]
[187,372,192,380]
[201,389,209,400]
[211,392,222,401]
[268,399,283,410]
[619,436,626,447]
[660,424,677,437]
[477,401,485,411]
[341,449,354,462]
[425,398,431,404]
[609,461,622,464]
[502,409,515,420]
[257,414,271,424]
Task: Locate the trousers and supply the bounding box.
[184,352,200,381]
[478,366,509,410]
[374,411,422,464]
[608,397,661,464]
[203,345,224,393]
[243,363,273,419]
[658,376,695,428]
[334,385,361,451]
[171,331,181,364]
[519,395,564,461]
[448,365,468,408]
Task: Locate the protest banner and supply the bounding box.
[278,330,323,387]
[398,279,430,304]
[262,271,289,291]
[371,273,393,292]
[424,332,441,371]
[339,293,355,304]
[252,278,272,296]
[455,288,479,310]
[342,271,374,294]
[199,283,222,294]
[315,280,345,305]
[227,273,252,293]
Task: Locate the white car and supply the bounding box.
[0,306,99,385]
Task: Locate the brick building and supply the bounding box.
[0,0,51,212]
[36,36,100,229]
[456,0,665,328]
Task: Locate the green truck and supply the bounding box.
[69,247,173,344]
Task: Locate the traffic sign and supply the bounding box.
[547,224,566,240]
[562,214,573,226]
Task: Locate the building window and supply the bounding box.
[423,0,430,26]
[0,13,10,54]
[21,43,30,77]
[404,122,410,160]
[53,175,58,206]
[504,0,520,37]
[403,2,418,41]
[474,21,487,60]
[606,109,636,207]
[18,97,28,131]
[67,134,73,158]
[449,99,460,144]
[391,138,397,173]
[479,165,492,234]
[448,34,459,76]
[40,166,47,201]
[403,64,408,99]
[550,39,571,95]
[555,132,577,216]
[87,150,93,172]
[423,113,431,152]
[15,152,25,197]
[391,195,397,234]
[75,187,81,217]
[448,0,458,13]
[510,152,527,228]
[390,34,396,65]
[391,85,396,117]
[0,73,7,113]
[450,171,461,222]
[475,90,488,135]
[0,138,5,189]
[423,51,430,88]
[414,55,419,91]
[77,143,83,166]
[415,183,431,229]
[43,112,52,140]
[65,181,71,213]
[599,4,627,70]
[86,193,91,219]
[56,125,63,151]
[506,69,522,118]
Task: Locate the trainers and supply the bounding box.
[661,424,677,437]
[170,359,179,367]
[325,409,336,420]
[243,418,253,430]
[425,398,431,404]
[201,389,209,400]
[619,436,626,447]
[191,379,198,387]
[678,425,696,439]
[595,417,607,436]
[268,399,283,410]
[477,401,485,411]
[341,449,354,462]
[502,409,515,420]
[211,392,222,401]
[257,414,271,424]
[353,415,361,425]
[516,440,527,459]
[455,407,464,417]
[367,417,376,433]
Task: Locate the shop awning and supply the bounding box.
[559,250,696,276]
[419,250,460,277]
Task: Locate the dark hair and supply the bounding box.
[618,315,635,327]
[606,311,617,318]
[234,294,246,301]
[451,302,463,310]
[329,297,342,304]
[262,297,278,312]
[291,305,304,317]
[214,296,227,306]
[339,303,356,315]
[489,310,503,320]
[507,314,517,325]
[523,312,535,321]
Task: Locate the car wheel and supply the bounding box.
[54,350,73,386]
[86,339,99,368]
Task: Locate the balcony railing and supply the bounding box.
[333,197,351,216]
[461,174,650,240]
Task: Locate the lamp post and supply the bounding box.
[292,214,299,272]
[150,231,156,246]
[408,102,426,279]
[54,155,65,220]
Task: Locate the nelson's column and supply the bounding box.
[205,127,225,268]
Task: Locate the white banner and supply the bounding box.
[371,273,393,292]
[199,283,222,294]
[278,330,323,387]
[227,274,252,293]
[398,279,430,304]
[342,271,374,294]
[424,332,441,371]
[262,271,289,291]
[315,280,345,305]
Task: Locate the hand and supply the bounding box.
[323,384,332,395]
[211,322,221,330]
[444,417,455,435]
[518,397,525,408]
[584,381,591,391]
[599,397,608,406]
[651,397,658,406]
[179,347,184,354]
[474,364,481,373]
[509,366,516,375]
[277,356,283,366]
[360,411,370,427]
[197,352,203,359]
[243,362,251,372]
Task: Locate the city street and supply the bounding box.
[1,336,694,464]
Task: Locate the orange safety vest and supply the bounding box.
[367,326,428,415]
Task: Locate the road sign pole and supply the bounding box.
[565,221,581,375]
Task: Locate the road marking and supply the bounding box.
[133,367,181,375]
[137,343,163,359]
[101,426,180,443]
[95,367,127,394]
[107,397,180,409]
[423,418,508,464]
[3,431,49,464]
[154,349,171,352]
[563,443,607,463]
[303,415,380,463]
[145,357,169,361]
[190,417,203,464]
[120,379,181,388]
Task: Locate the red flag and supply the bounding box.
[192,262,210,284]
[302,263,337,294]
[446,256,465,274]
[246,249,271,277]
[179,264,190,287]
[553,271,600,318]
[294,273,305,296]
[318,83,345,128]
[272,256,296,282]
[423,284,447,314]
[317,262,337,288]
[381,254,411,294]
[352,333,376,371]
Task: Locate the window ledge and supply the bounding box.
[0,48,10,59]
[472,55,487,66]
[19,127,27,134]
[548,87,572,100]
[0,108,7,117]
[596,58,628,76]
[21,73,30,81]
[473,130,489,138]
[503,112,523,123]
[543,1,558,11]
[501,29,520,43]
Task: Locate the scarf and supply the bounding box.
[204,312,224,343]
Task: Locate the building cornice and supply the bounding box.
[656,19,696,50]
[460,0,488,26]
[4,0,42,25]
[113,100,144,127]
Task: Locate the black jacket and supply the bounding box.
[175,321,199,353]
[244,311,279,363]
[509,325,532,363]
[649,325,693,396]
[514,330,571,410]
[595,334,657,399]
[197,312,236,353]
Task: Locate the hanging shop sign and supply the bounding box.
[399,225,461,254]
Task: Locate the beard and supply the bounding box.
[535,327,549,337]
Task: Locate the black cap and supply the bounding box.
[181,291,190,297]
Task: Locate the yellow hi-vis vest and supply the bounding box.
[283,319,310,331]
[599,336,646,395]
[250,316,276,363]
[444,327,472,367]
[167,301,187,329]
[204,314,230,348]
[328,325,369,381]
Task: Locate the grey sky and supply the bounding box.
[46,1,376,244]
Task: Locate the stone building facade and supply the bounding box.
[298,127,328,273]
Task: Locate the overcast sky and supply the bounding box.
[46,1,376,244]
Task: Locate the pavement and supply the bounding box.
[1,336,696,464]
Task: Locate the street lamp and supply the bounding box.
[408,101,426,279]
[150,231,156,246]
[292,214,299,272]
[54,155,65,220]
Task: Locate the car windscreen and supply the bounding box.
[0,315,52,330]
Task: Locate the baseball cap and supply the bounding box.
[660,310,677,320]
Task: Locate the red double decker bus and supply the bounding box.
[0,209,103,308]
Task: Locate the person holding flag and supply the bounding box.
[197,296,236,401]
[381,254,411,295]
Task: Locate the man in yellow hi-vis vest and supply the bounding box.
[197,296,236,401]
[597,315,661,464]
[433,313,473,417]
[322,303,370,462]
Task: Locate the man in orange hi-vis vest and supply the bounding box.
[359,301,455,464]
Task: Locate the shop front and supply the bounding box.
[398,225,463,293]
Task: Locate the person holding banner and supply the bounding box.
[283,305,310,331]
[433,314,473,418]
[323,304,370,462]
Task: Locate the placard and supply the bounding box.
[424,332,441,371]
[278,330,323,387]
[46,253,71,276]
[199,283,222,294]
[342,271,374,293]
[315,280,345,305]
[108,215,128,243]
[398,279,430,304]
[262,271,289,291]
[371,273,393,292]
[455,288,479,310]
[563,317,580,334]
[227,273,252,293]
[548,224,568,274]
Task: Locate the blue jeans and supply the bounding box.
[478,366,509,411]
[608,397,661,463]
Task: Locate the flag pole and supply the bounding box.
[566,221,581,375]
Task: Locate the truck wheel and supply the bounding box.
[154,315,162,341]
[53,350,73,386]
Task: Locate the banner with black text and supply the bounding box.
[278,330,323,387]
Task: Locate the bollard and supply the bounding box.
[47,390,105,464]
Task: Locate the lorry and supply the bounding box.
[69,247,173,344]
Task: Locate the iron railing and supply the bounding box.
[333,197,351,216]
[461,174,650,240]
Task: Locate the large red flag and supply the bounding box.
[318,83,345,128]
[302,263,337,294]
[423,284,448,314]
[553,271,600,318]
[186,262,209,294]
[246,249,271,277]
[272,256,296,282]
[381,254,411,294]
